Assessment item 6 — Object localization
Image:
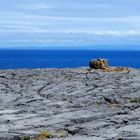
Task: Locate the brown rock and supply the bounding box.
[89,59,108,69]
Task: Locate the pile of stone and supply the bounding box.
[89,58,128,72]
[89,58,108,69]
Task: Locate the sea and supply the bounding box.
[0,50,140,69]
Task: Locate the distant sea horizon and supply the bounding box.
[0,49,140,69]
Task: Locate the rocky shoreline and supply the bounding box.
[0,67,140,140]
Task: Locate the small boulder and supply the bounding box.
[89,59,108,69]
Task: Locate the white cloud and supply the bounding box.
[0,28,140,37]
[65,29,140,36]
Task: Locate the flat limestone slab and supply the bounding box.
[0,68,139,139]
[50,136,104,140]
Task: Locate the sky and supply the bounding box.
[0,0,140,50]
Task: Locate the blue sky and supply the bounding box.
[0,0,140,49]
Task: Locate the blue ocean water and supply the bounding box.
[0,50,140,69]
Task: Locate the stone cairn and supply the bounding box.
[89,58,128,72]
[89,58,108,69]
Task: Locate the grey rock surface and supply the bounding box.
[0,68,140,139]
